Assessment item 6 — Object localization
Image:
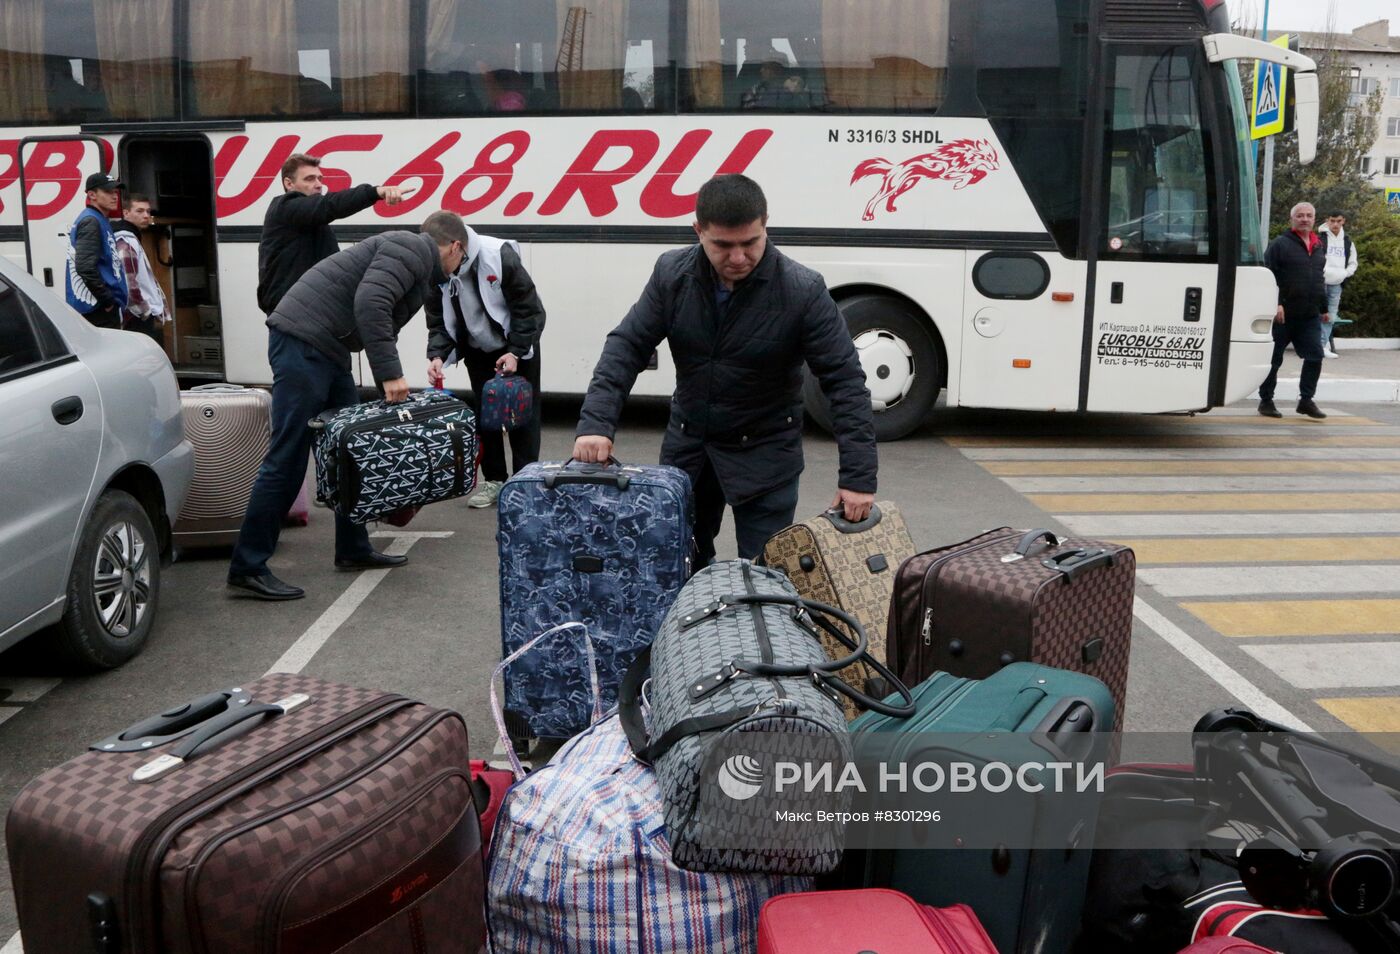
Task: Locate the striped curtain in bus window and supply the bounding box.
[94,0,175,121]
[555,0,627,110]
[0,0,47,122]
[820,0,947,111]
[339,0,410,113]
[188,0,298,117]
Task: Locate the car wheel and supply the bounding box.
[804,294,943,442]
[56,490,160,669]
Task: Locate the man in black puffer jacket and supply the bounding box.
[1258,201,1329,420]
[574,174,877,565]
[228,228,447,601]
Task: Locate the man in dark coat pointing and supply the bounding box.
[573,174,878,565]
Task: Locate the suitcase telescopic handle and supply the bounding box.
[1041,547,1114,581]
[91,688,255,753]
[128,693,312,782]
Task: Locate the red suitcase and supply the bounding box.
[1179,941,1274,954]
[758,889,998,953]
[888,527,1135,730]
[5,674,485,954]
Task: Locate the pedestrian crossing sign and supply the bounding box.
[1251,35,1292,140]
[1388,188,1400,214]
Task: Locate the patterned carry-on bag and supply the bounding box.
[310,389,478,524]
[888,527,1135,731]
[761,501,917,719]
[618,560,915,876]
[478,372,533,431]
[485,623,811,953]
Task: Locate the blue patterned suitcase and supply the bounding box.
[496,459,692,741]
[310,390,478,524]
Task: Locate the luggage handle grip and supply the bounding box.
[820,503,882,534]
[1007,529,1059,560]
[92,687,253,753]
[130,694,311,782]
[1041,547,1113,581]
[544,457,630,491]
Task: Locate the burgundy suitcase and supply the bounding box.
[888,527,1135,730]
[758,889,998,953]
[5,673,485,954]
[1179,941,1274,954]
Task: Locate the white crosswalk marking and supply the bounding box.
[964,447,1400,460]
[1058,512,1400,537]
[1139,565,1400,598]
[1240,643,1400,690]
[1,931,21,953]
[1004,474,1400,493]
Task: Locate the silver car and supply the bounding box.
[0,257,193,668]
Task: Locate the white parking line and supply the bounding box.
[0,678,62,729]
[264,532,453,676]
[1133,597,1313,732]
[1,930,22,953]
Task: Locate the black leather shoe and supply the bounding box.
[334,551,409,570]
[227,573,305,600]
[1296,399,1327,419]
[1257,399,1282,418]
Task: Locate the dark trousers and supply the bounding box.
[1258,315,1323,402]
[124,313,164,346]
[462,344,541,482]
[229,330,372,577]
[84,306,122,330]
[692,455,800,565]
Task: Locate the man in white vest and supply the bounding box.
[423,211,545,508]
[112,193,169,346]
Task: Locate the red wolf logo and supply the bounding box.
[851,139,1001,221]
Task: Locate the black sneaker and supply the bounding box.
[1257,399,1282,418]
[1296,399,1327,419]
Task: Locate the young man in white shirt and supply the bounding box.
[1318,212,1358,358]
[112,194,169,345]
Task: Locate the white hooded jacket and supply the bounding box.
[1318,225,1358,287]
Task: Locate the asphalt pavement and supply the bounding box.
[3,388,1400,946]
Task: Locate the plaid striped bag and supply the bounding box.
[486,714,811,953]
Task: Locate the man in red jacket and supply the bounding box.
[1258,202,1329,420]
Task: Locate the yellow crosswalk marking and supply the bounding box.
[1317,697,1400,737]
[979,460,1400,475]
[1030,492,1400,513]
[1182,599,1400,637]
[946,434,1400,448]
[1126,537,1400,565]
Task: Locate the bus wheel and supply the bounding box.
[803,294,941,442]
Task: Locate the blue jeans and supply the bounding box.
[1323,284,1342,349]
[229,330,372,577]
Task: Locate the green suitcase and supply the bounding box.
[851,663,1115,954]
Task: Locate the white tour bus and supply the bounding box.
[0,0,1316,439]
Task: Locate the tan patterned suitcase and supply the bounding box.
[762,502,916,718]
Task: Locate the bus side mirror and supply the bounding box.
[1292,71,1318,165]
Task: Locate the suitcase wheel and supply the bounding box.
[503,709,533,758]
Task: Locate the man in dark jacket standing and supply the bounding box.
[1258,202,1329,420]
[64,172,129,328]
[423,211,546,508]
[573,174,877,564]
[228,228,447,600]
[257,153,405,314]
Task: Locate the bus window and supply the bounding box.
[0,0,175,124]
[682,0,947,112]
[972,0,1090,257]
[420,0,669,116]
[185,0,410,119]
[1102,49,1216,260]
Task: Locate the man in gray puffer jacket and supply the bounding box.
[228,228,448,601]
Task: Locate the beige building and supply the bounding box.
[1272,19,1399,195]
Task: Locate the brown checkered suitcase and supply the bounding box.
[5,673,485,954]
[888,527,1134,731]
[762,502,916,718]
